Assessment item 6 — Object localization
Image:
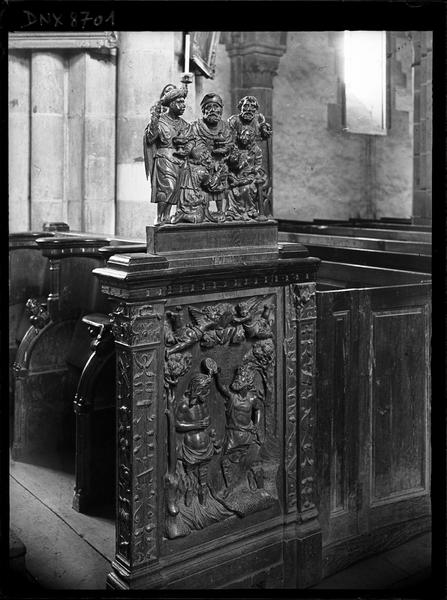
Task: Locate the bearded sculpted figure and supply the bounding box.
[228,95,272,143]
[213,364,264,492]
[191,93,234,216]
[144,83,193,223]
[227,126,268,220]
[228,96,273,217]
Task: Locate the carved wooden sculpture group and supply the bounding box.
[144,79,272,224]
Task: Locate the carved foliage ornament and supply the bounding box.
[25,297,50,330]
[112,302,163,567]
[284,286,298,512]
[111,303,163,347]
[291,284,317,518]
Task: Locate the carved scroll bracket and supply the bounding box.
[111,302,165,348]
[25,297,50,331]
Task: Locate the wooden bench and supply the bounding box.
[9,226,70,443]
[301,244,430,274]
[11,236,113,467]
[279,224,432,273]
[71,242,146,513]
[314,262,431,577]
[10,231,146,513]
[279,230,431,255]
[279,217,431,232]
[9,232,54,369]
[9,225,70,361]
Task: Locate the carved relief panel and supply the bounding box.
[162,292,280,541]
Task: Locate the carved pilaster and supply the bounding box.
[109,301,165,587]
[283,283,321,588]
[284,286,298,513]
[291,282,321,587]
[293,283,318,521]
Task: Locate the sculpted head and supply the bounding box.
[185,373,212,405]
[169,97,186,117]
[237,127,255,149]
[200,93,223,126]
[160,84,187,117]
[238,96,259,123]
[230,364,256,393]
[252,339,275,366]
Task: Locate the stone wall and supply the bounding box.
[272,31,414,221]
[9,42,116,234]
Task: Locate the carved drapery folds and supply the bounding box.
[162,295,279,539]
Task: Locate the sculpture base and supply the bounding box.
[147,220,280,267]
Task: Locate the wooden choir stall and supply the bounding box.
[9,75,431,590]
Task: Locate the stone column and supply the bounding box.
[30,52,65,229]
[224,32,287,200]
[9,51,31,232]
[67,51,117,234]
[115,32,182,239]
[412,31,432,224]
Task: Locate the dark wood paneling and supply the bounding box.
[371,307,428,502]
[316,280,431,575]
[316,291,360,547]
[312,226,430,243]
[277,222,431,243]
[293,244,431,274]
[317,262,430,289]
[279,231,431,255]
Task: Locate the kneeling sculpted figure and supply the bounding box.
[170,148,214,224]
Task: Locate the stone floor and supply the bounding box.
[9,455,432,592]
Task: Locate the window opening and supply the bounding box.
[343,30,387,135]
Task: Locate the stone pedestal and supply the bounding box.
[94,224,322,589]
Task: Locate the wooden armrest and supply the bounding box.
[82,313,112,330]
[35,236,111,258]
